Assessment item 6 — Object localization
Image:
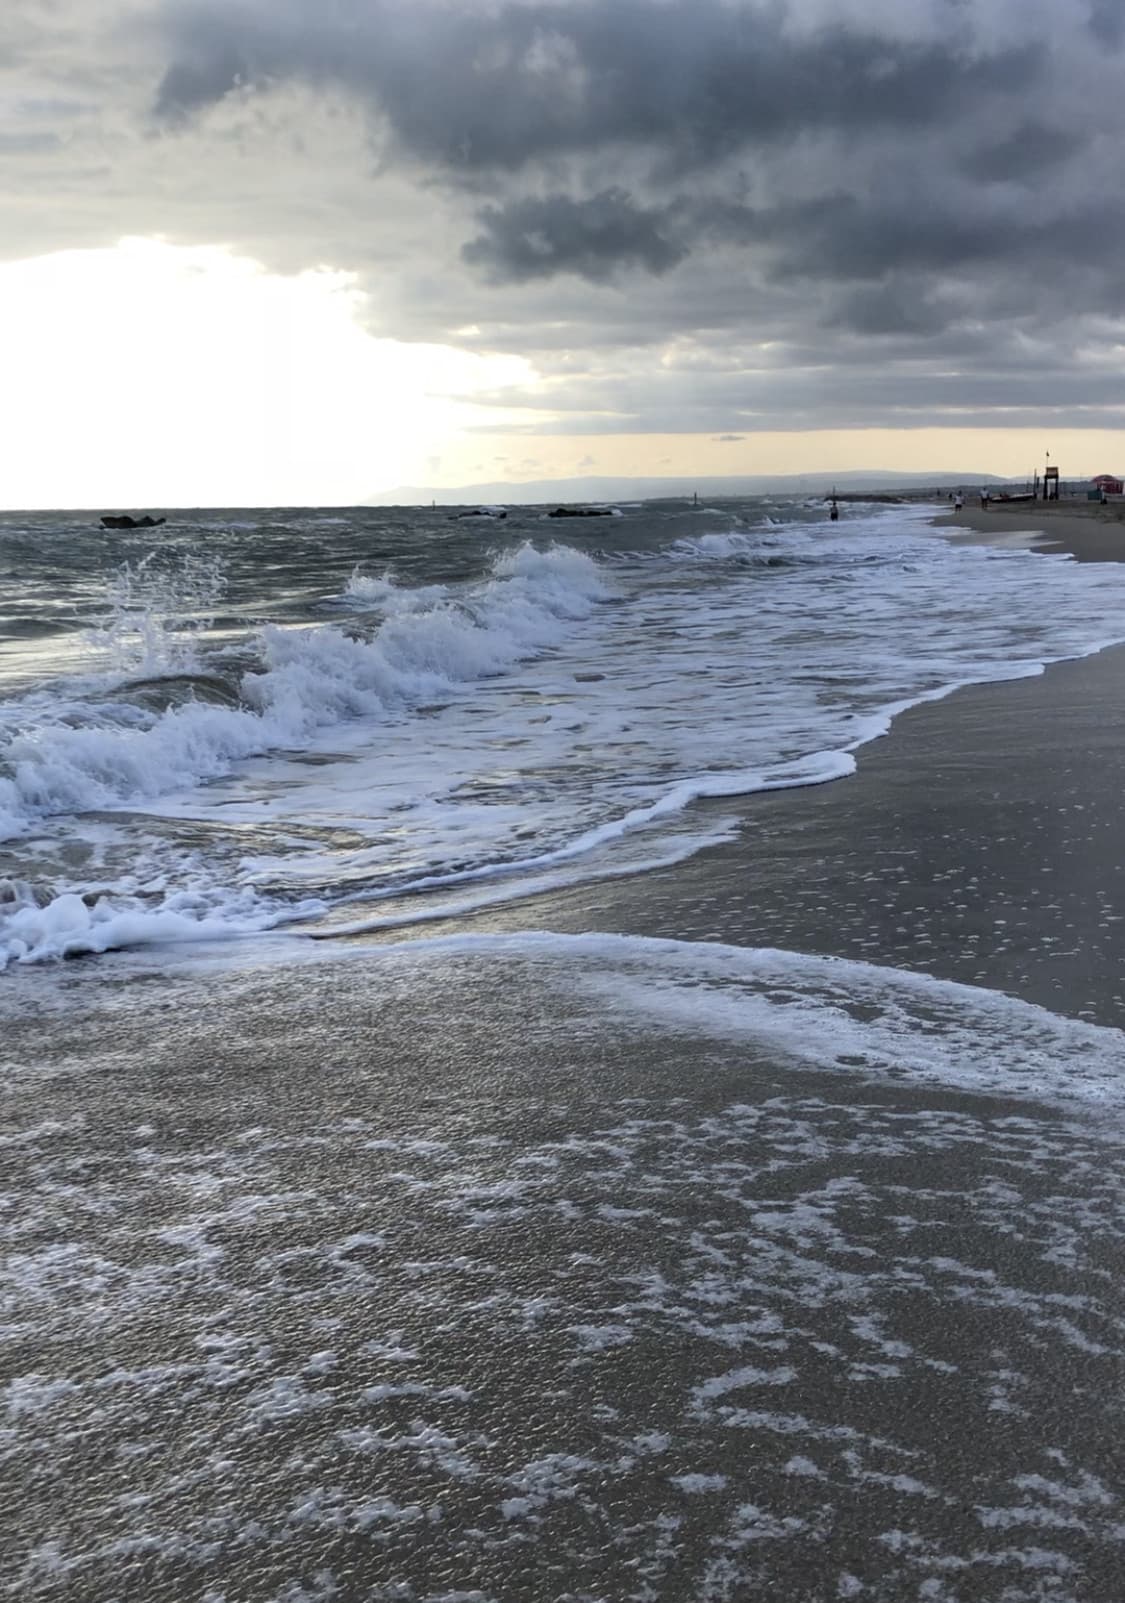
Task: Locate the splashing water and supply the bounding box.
[83,552,228,676]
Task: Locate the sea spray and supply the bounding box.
[83,551,228,676]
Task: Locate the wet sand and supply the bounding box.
[461,638,1125,1029]
[5,953,1124,1603]
[5,509,1125,1602]
[935,497,1125,562]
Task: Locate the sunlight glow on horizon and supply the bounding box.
[1,238,1122,509]
[0,239,535,509]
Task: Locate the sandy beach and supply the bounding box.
[4,505,1125,1602]
[934,496,1125,562]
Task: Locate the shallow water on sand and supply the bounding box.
[7,503,1125,1601]
[4,944,1125,1602]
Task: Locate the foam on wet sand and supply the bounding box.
[4,946,1125,1601]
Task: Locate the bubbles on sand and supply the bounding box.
[4,937,1125,1600]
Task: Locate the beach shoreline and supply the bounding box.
[934,496,1125,562]
[6,498,1125,1602]
[222,493,1125,1034]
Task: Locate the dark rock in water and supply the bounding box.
[548,506,614,518]
[100,514,167,529]
[451,509,506,520]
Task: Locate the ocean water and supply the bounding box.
[6,497,1125,1600]
[3,496,1125,970]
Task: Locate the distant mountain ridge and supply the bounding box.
[367,470,1007,507]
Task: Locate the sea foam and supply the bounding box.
[8,506,1125,970]
[308,930,1125,1113]
[0,541,610,841]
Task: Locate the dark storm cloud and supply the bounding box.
[959,122,1087,183]
[461,189,685,283]
[153,0,1038,170]
[1087,0,1125,47]
[763,197,1125,283]
[7,0,1124,441]
[460,181,1125,302]
[828,281,954,337]
[146,0,1121,323]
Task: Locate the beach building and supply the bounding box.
[1092,473,1123,494]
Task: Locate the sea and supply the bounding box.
[6,495,1125,970]
[4,498,1125,1601]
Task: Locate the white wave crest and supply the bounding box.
[0,889,256,969]
[0,542,614,843]
[670,530,759,559]
[340,570,449,612]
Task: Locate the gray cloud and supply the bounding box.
[1087,0,1125,46]
[152,0,1043,173]
[155,42,253,121]
[145,0,1125,314]
[461,189,685,283]
[3,0,1125,446]
[0,131,63,154]
[456,176,1125,305]
[828,281,955,338]
[465,349,1125,435]
[960,122,1087,182]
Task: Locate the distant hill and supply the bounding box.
[367,470,1006,507]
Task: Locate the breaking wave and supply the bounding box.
[0,542,612,843]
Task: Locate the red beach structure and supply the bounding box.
[1092,474,1123,494]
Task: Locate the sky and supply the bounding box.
[2,0,1123,506]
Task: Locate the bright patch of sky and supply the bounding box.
[0,240,534,507]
